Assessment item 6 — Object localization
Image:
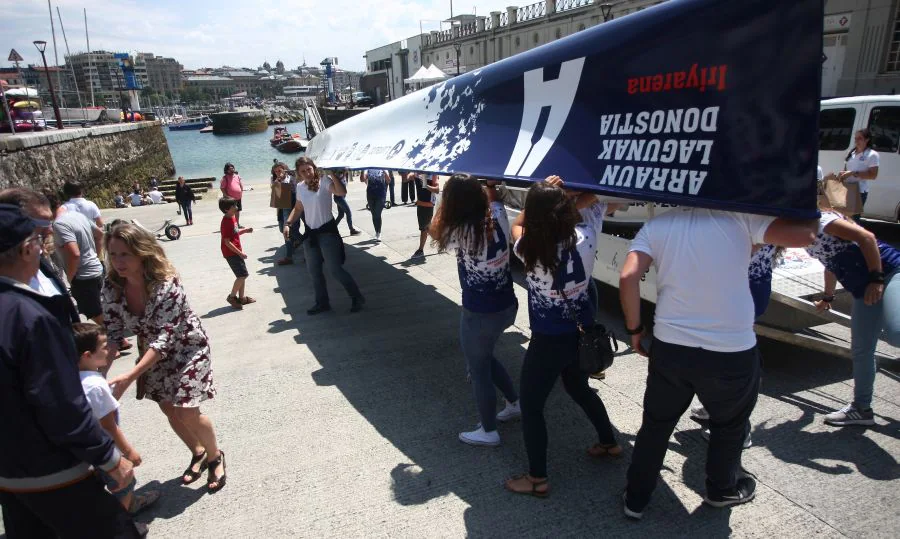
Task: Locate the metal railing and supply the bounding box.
[517,1,547,23]
[557,0,595,13]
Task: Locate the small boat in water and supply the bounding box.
[276,137,308,153]
[199,125,213,133]
[168,115,211,131]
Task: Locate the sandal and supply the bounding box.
[240,296,257,305]
[207,450,227,493]
[226,295,243,310]
[504,473,549,498]
[587,443,624,459]
[129,489,161,515]
[181,451,208,485]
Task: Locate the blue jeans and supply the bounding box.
[367,192,386,234]
[850,269,900,409]
[179,200,193,222]
[460,304,519,432]
[303,231,362,306]
[334,195,354,231]
[280,208,303,259]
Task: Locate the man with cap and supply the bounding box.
[0,204,143,537]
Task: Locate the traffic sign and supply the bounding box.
[8,49,23,62]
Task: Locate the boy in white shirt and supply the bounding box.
[74,323,160,515]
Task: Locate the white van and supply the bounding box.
[819,96,900,222]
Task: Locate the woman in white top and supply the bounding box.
[284,157,364,314]
[838,128,879,222]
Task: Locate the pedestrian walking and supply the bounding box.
[102,223,227,493]
[504,176,622,497]
[0,203,142,538]
[220,162,244,227]
[413,172,439,259]
[619,207,814,518]
[284,157,365,315]
[175,177,196,226]
[361,168,390,241]
[430,174,519,446]
[807,206,900,426]
[332,168,361,236]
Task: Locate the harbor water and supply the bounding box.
[163,121,308,183]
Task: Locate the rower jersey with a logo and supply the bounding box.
[805,211,900,298]
[444,202,516,313]
[514,202,607,334]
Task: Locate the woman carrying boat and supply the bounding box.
[807,205,900,426]
[429,174,520,447]
[331,168,361,236]
[505,176,622,497]
[174,177,196,226]
[271,162,301,265]
[361,169,390,241]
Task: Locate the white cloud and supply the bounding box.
[1,0,522,71]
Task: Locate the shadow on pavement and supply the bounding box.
[264,240,753,536]
[133,476,208,523]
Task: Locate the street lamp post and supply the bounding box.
[601,3,615,22]
[33,40,64,130]
[453,42,461,76]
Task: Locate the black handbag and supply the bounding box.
[556,262,618,375]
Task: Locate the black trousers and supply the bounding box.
[521,331,617,478]
[0,475,140,539]
[626,338,761,510]
[401,181,416,203]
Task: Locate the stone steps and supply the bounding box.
[158,177,214,204]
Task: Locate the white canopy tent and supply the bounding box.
[404,65,430,84]
[423,64,449,82]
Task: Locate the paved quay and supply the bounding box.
[9,182,899,538]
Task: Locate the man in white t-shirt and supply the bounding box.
[147,188,164,205]
[618,208,815,519]
[62,181,104,228]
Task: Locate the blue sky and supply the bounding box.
[2,0,520,71]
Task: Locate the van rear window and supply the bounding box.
[868,106,900,154]
[819,108,856,151]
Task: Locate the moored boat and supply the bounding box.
[276,137,307,153]
[168,115,211,131]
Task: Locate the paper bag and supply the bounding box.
[270,182,293,209]
[823,173,862,217]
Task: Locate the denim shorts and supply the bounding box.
[97,469,136,501]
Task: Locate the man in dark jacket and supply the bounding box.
[0,204,141,538]
[0,188,79,328]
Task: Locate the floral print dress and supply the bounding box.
[102,277,215,407]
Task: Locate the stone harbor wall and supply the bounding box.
[0,122,175,208]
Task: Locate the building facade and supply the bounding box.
[363,34,425,103]
[138,53,184,96]
[366,0,900,101]
[825,0,900,97]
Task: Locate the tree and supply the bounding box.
[275,60,285,74]
[263,61,271,71]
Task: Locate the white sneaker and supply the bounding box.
[496,400,521,422]
[690,404,710,422]
[375,232,381,241]
[459,426,501,447]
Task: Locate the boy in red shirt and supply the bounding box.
[219,197,254,309]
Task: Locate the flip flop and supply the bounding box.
[504,474,549,498]
[240,297,257,305]
[129,489,161,515]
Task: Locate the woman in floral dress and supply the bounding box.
[103,223,227,493]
